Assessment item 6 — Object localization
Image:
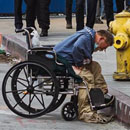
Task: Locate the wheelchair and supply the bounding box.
[2,27,115,121]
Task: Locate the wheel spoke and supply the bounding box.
[16,78,28,88]
[41,94,45,109]
[33,78,52,88]
[23,67,30,86]
[34,94,45,109]
[6,89,27,94]
[13,94,27,109]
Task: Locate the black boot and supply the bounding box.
[40,29,48,37]
[66,21,72,29]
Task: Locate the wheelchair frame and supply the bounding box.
[2,27,114,121]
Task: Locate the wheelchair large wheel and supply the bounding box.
[2,61,59,118]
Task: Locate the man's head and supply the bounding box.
[95,30,114,51]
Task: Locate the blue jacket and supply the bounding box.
[54,27,96,67]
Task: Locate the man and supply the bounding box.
[14,0,26,31]
[54,27,114,123]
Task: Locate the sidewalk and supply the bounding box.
[1,17,130,125]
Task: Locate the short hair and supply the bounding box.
[97,30,114,46]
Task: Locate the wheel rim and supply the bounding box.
[62,102,77,121]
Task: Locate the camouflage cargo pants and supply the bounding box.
[78,61,113,123]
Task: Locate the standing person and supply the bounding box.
[14,0,26,31]
[38,0,51,37]
[86,0,98,29]
[65,0,98,31]
[25,0,36,29]
[65,0,73,29]
[76,0,98,31]
[76,0,85,31]
[54,27,114,123]
[95,0,104,24]
[104,0,124,28]
[26,0,51,37]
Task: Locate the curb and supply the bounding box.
[109,87,130,125]
[2,34,130,125]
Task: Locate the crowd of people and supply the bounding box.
[14,0,130,36]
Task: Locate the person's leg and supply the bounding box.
[26,0,36,28]
[116,0,124,13]
[87,61,108,94]
[78,68,96,123]
[66,0,73,29]
[104,0,114,28]
[95,0,104,24]
[86,0,98,28]
[76,0,85,31]
[100,0,105,19]
[78,61,112,123]
[14,0,23,29]
[37,0,51,37]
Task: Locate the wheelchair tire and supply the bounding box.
[61,102,78,121]
[2,61,59,118]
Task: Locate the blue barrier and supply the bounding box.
[0,0,117,14]
[0,0,26,14]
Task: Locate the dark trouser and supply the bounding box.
[66,0,73,24]
[86,0,98,28]
[104,0,124,28]
[26,0,50,30]
[26,0,37,28]
[76,0,98,31]
[76,0,85,31]
[104,0,114,27]
[14,0,26,29]
[116,0,124,13]
[37,0,51,30]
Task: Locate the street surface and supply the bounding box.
[0,63,129,130]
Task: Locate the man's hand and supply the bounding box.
[72,66,82,75]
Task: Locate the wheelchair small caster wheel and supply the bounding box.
[61,102,77,121]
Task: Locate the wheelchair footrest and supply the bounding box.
[89,88,105,107]
[89,88,115,110]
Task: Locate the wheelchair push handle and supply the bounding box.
[15,27,36,49]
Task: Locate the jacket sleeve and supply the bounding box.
[72,35,92,67]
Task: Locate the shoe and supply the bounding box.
[95,18,104,24]
[81,112,114,124]
[93,113,114,124]
[66,23,72,29]
[40,29,48,37]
